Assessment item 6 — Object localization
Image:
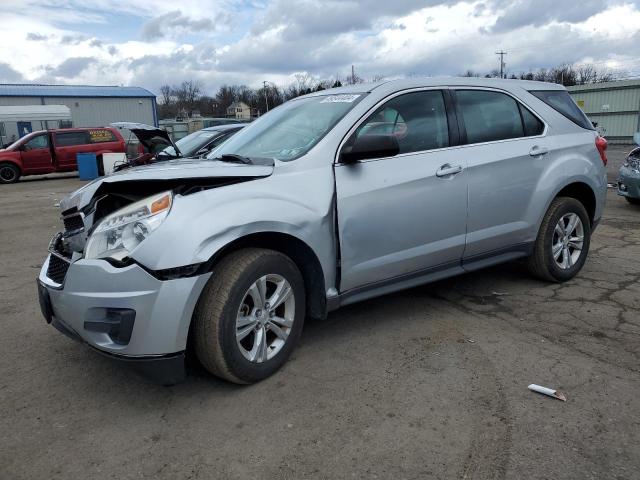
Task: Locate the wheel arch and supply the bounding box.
[555,181,597,225]
[0,160,22,181]
[204,232,328,321]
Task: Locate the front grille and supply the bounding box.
[47,254,71,284]
[62,213,84,233]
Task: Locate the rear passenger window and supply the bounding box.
[519,104,544,136]
[88,129,117,143]
[456,90,524,144]
[55,131,88,147]
[355,90,449,155]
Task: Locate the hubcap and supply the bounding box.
[235,274,295,363]
[552,213,584,270]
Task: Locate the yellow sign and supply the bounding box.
[576,100,585,109]
[88,129,112,143]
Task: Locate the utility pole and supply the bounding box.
[263,81,269,112]
[495,50,507,78]
[351,65,355,84]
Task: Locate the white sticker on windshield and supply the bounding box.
[320,94,361,103]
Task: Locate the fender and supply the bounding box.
[131,166,339,292]
[0,152,23,172]
[528,143,606,235]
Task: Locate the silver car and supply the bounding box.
[617,133,640,205]
[38,78,608,384]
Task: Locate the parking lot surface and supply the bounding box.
[1,160,639,479]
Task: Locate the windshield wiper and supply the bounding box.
[212,154,252,164]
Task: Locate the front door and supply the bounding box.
[335,89,468,292]
[20,133,53,173]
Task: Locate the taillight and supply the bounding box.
[596,136,608,166]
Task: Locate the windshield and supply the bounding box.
[207,93,365,162]
[160,130,220,157]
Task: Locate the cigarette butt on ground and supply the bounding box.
[528,384,567,401]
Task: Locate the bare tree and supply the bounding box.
[159,84,173,105]
[174,80,203,116]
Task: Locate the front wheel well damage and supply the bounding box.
[555,182,596,224]
[203,232,327,321]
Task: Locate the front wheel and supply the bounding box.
[527,197,591,282]
[0,163,20,184]
[193,248,305,384]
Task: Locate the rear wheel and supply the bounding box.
[625,196,640,205]
[193,248,305,384]
[0,163,20,184]
[528,197,591,282]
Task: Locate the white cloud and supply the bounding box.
[0,0,639,94]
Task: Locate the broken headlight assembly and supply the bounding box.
[84,191,173,261]
[624,156,640,173]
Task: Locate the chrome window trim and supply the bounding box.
[334,85,549,165]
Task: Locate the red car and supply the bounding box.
[0,127,126,183]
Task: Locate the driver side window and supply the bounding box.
[355,90,449,155]
[25,134,49,150]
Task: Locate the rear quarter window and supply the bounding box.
[87,129,118,143]
[529,90,594,130]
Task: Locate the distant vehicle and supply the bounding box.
[617,133,640,205]
[203,118,251,127]
[156,124,245,160]
[0,127,125,184]
[110,123,244,170]
[39,78,607,385]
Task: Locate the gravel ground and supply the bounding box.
[1,151,639,479]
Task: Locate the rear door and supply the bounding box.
[335,89,468,292]
[52,131,90,170]
[452,88,547,262]
[20,133,53,173]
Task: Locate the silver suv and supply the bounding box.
[38,78,608,384]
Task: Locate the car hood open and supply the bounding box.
[110,122,177,154]
[60,158,275,212]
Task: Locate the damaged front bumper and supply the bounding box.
[38,252,211,384]
[617,165,640,200]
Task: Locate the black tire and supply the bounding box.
[527,197,591,282]
[193,248,305,384]
[0,162,20,184]
[625,196,640,205]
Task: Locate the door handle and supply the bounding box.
[529,146,549,157]
[436,163,463,177]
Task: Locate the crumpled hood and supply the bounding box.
[60,159,275,212]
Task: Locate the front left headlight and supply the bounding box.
[624,156,640,172]
[85,191,173,261]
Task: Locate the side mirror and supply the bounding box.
[340,134,400,163]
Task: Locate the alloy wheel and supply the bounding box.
[552,212,584,270]
[236,274,295,363]
[0,165,17,183]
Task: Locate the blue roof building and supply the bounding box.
[0,84,157,143]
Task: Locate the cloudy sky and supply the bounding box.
[1,0,640,95]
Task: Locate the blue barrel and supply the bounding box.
[77,153,99,180]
